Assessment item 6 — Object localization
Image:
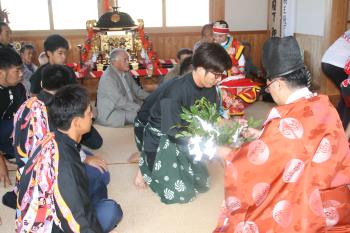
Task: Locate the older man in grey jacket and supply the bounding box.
[96,48,149,127]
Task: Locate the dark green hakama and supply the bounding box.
[139,124,209,204]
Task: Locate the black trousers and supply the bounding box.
[0,119,15,159]
[81,125,103,149]
[321,62,349,128]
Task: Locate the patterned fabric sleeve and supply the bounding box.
[16,133,61,232]
[13,97,49,191]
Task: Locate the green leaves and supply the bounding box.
[216,122,240,145]
[175,97,261,146]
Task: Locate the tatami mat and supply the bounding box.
[0,170,16,232]
[0,163,223,233]
[113,162,224,233]
[91,125,138,164]
[0,100,273,232]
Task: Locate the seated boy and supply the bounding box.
[0,48,26,187]
[16,84,122,232]
[30,33,103,149]
[3,65,109,210]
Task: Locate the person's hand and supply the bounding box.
[0,154,11,187]
[216,146,233,160]
[241,127,261,140]
[232,117,248,127]
[84,156,108,173]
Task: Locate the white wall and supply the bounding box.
[225,0,268,31]
[295,0,326,36]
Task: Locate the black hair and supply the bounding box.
[0,47,22,69]
[44,34,69,53]
[179,56,193,75]
[19,44,35,54]
[277,67,309,89]
[41,64,74,91]
[48,84,90,131]
[192,42,232,72]
[201,23,213,37]
[0,22,9,33]
[176,48,193,60]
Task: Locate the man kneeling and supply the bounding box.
[16,85,122,232]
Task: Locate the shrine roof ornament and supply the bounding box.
[94,4,137,31]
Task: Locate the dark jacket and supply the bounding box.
[17,131,103,233]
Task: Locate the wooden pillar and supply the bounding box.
[210,0,225,21]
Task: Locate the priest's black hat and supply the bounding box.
[262,36,304,79]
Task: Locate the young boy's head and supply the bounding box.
[41,64,74,93]
[200,23,214,43]
[192,42,231,74]
[49,84,92,140]
[176,48,193,63]
[44,34,69,65]
[192,42,232,88]
[0,48,23,87]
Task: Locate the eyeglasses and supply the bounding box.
[208,70,226,80]
[264,78,280,93]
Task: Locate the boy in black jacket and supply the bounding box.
[16,85,122,232]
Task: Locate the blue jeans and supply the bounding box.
[0,119,14,159]
[85,164,110,206]
[95,199,123,232]
[84,152,122,232]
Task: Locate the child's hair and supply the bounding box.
[48,84,90,131]
[44,34,69,53]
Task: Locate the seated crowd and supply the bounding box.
[0,19,350,233]
[0,25,122,232]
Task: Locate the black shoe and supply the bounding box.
[2,191,17,209]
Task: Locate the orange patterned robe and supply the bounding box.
[214,94,350,232]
